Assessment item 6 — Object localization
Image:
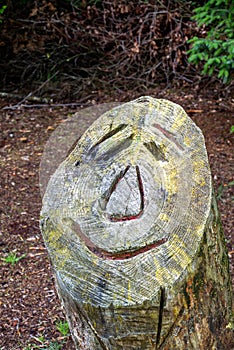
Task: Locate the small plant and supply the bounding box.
[216,183,225,201]
[187,0,234,83]
[0,4,7,14]
[230,125,234,133]
[24,340,64,350]
[42,341,64,350]
[56,319,70,337]
[2,251,26,266]
[216,180,234,201]
[43,342,64,350]
[24,322,68,349]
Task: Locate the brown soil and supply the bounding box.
[0,88,233,350]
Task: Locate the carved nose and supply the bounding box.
[106,165,144,222]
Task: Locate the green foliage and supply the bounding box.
[187,0,234,83]
[1,251,26,266]
[0,4,6,14]
[45,343,64,350]
[22,321,69,349]
[0,3,7,23]
[23,330,67,349]
[230,125,234,133]
[56,320,70,337]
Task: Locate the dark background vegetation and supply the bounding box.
[0,0,233,101]
[0,1,233,349]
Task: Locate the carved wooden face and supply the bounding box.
[41,97,211,307]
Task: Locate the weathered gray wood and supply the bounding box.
[40,97,233,349]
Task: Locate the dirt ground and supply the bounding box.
[0,87,233,349]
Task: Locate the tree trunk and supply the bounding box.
[40,97,233,349]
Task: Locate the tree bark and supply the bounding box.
[40,97,233,349]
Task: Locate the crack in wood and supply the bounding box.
[157,306,185,349]
[95,136,132,162]
[73,300,110,350]
[102,165,131,210]
[136,165,144,212]
[156,287,166,349]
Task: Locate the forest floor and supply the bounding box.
[0,87,233,350]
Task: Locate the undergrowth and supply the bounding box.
[0,0,232,100]
[0,0,199,99]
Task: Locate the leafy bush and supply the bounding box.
[187,0,234,83]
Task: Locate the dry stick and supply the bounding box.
[2,102,88,111]
[1,71,59,110]
[0,92,51,103]
[17,71,59,105]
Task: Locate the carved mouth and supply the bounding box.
[70,218,167,260]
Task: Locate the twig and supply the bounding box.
[16,71,59,106]
[2,102,90,110]
[0,91,51,103]
[0,72,59,109]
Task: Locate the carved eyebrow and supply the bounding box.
[153,123,184,151]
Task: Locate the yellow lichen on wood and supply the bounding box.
[153,257,171,285]
[167,234,191,270]
[159,213,169,222]
[171,105,187,130]
[183,135,192,147]
[42,220,71,270]
[164,166,178,196]
[39,97,234,350]
[192,159,207,187]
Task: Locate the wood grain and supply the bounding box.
[41,97,233,349]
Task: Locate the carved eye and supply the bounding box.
[87,124,128,160]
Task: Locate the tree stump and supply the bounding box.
[40,97,233,349]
